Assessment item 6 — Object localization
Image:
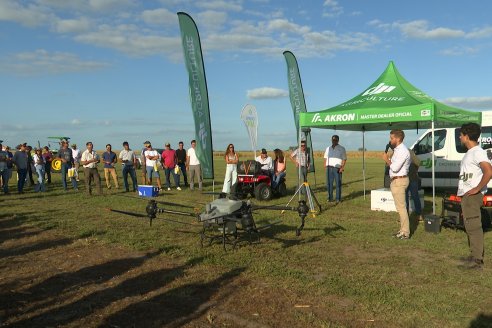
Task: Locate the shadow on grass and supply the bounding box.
[0,237,73,258]
[258,222,346,248]
[8,257,206,328]
[103,266,245,327]
[469,313,492,328]
[2,250,164,318]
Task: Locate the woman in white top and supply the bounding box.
[33,148,46,192]
[222,144,238,194]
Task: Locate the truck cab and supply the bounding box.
[410,110,492,189]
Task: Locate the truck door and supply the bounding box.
[413,129,456,188]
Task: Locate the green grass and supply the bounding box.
[2,156,492,327]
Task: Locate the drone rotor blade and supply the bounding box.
[107,208,147,218]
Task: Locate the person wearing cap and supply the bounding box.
[32,148,46,192]
[119,141,138,192]
[142,141,162,190]
[13,143,29,193]
[58,140,78,191]
[81,141,103,195]
[186,139,202,191]
[71,143,81,181]
[102,144,119,189]
[323,135,347,205]
[0,140,11,194]
[161,142,181,191]
[255,148,273,178]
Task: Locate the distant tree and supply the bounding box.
[357,147,367,152]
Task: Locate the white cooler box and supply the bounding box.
[371,188,424,212]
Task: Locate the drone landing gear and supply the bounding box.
[284,182,322,236]
[200,218,260,251]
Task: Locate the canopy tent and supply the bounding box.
[299,61,481,213]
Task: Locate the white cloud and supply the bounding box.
[247,87,289,99]
[441,97,492,110]
[0,0,52,27]
[196,10,228,31]
[196,0,242,12]
[141,8,176,26]
[0,49,110,76]
[323,0,343,17]
[88,0,135,12]
[266,19,311,34]
[55,17,91,33]
[439,46,479,56]
[393,20,465,39]
[466,26,492,39]
[71,119,82,125]
[74,24,182,58]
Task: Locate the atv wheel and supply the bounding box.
[277,182,287,196]
[254,182,272,201]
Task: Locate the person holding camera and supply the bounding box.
[457,123,492,270]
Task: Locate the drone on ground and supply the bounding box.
[108,193,319,251]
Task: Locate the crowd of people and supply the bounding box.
[1,125,490,270]
[0,139,206,196]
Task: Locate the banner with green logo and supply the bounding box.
[283,51,315,173]
[178,12,214,179]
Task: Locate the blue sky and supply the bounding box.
[1,0,492,151]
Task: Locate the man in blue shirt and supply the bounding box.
[102,144,119,189]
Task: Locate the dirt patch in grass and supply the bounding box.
[0,214,369,328]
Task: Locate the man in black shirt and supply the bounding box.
[175,141,188,187]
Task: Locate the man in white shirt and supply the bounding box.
[324,135,347,204]
[80,141,102,195]
[382,129,411,239]
[119,141,138,192]
[71,143,81,181]
[256,148,273,177]
[186,139,202,191]
[457,123,492,270]
[143,141,162,190]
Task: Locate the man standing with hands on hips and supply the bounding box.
[382,129,411,240]
[457,123,492,270]
[324,135,347,205]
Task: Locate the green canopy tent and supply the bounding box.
[299,61,481,213]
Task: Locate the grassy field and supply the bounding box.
[1,154,492,327]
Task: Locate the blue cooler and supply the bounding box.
[138,185,159,197]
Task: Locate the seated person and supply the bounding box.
[272,148,286,188]
[255,148,273,177]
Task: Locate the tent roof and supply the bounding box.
[299,61,481,131]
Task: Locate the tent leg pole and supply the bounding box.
[432,121,435,215]
[363,131,366,200]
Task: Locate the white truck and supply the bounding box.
[410,110,492,189]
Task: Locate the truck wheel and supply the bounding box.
[254,182,272,201]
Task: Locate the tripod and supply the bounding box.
[282,181,322,236]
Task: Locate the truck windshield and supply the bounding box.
[414,130,446,155]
